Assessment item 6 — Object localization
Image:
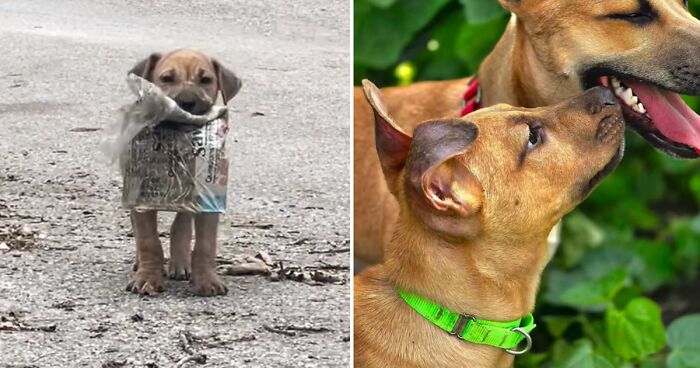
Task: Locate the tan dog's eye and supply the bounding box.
[160,75,174,83]
[200,76,213,85]
[527,124,544,151]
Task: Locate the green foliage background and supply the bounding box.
[355,0,700,366]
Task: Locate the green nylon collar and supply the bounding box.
[398,290,536,354]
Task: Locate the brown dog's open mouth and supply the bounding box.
[584,72,700,158]
[582,143,625,197]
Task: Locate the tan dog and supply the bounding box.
[354,0,700,266]
[126,49,242,296]
[354,81,624,368]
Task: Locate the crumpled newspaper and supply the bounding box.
[102,73,226,163]
[105,74,231,213]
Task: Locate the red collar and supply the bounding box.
[461,78,482,117]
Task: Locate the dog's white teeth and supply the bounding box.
[611,77,621,89]
[621,88,634,103]
[612,81,647,115]
[634,102,647,114]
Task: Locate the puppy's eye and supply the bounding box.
[160,75,174,83]
[200,76,213,84]
[527,125,543,151]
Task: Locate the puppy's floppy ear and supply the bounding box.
[128,53,162,81]
[212,59,242,103]
[406,120,482,229]
[362,79,412,194]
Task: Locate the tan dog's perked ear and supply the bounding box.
[128,53,162,81]
[212,59,242,103]
[406,120,483,238]
[363,79,483,238]
[362,79,412,193]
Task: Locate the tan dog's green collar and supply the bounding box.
[398,290,536,355]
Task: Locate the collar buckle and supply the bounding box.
[449,313,476,337]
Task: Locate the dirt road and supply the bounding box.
[0,1,350,367]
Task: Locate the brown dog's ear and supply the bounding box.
[212,59,242,103]
[496,0,522,12]
[406,120,482,234]
[362,80,412,192]
[128,53,162,81]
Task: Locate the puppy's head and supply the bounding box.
[129,49,242,115]
[495,0,700,158]
[364,80,624,242]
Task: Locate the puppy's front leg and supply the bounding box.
[169,212,193,280]
[127,210,165,295]
[191,213,228,296]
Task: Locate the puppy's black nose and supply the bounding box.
[179,100,196,113]
[577,86,618,115]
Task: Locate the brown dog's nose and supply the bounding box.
[574,86,618,115]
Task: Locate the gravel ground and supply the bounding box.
[0,1,350,367]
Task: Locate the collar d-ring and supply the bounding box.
[505,327,532,355]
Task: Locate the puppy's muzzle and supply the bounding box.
[570,87,624,143]
[578,86,618,115]
[174,90,212,115]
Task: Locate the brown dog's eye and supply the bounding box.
[160,75,174,83]
[200,76,213,84]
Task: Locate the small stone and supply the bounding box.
[254,251,273,266]
[0,242,9,250]
[18,225,33,236]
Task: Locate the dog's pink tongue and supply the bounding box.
[625,80,700,151]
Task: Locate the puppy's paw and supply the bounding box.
[132,260,168,277]
[168,260,191,281]
[127,271,165,296]
[191,272,228,297]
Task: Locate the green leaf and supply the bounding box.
[605,298,666,360]
[690,172,700,206]
[545,316,578,338]
[552,340,616,368]
[354,0,452,69]
[668,314,700,349]
[560,269,627,307]
[454,15,509,73]
[560,211,606,268]
[515,352,549,368]
[458,0,507,24]
[667,314,700,368]
[639,360,666,368]
[633,240,674,292]
[367,0,397,8]
[579,247,639,281]
[672,219,700,280]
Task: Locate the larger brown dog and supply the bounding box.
[354,81,624,367]
[126,49,242,296]
[354,0,700,266]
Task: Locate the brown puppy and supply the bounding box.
[354,0,700,266]
[354,81,624,368]
[127,49,242,296]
